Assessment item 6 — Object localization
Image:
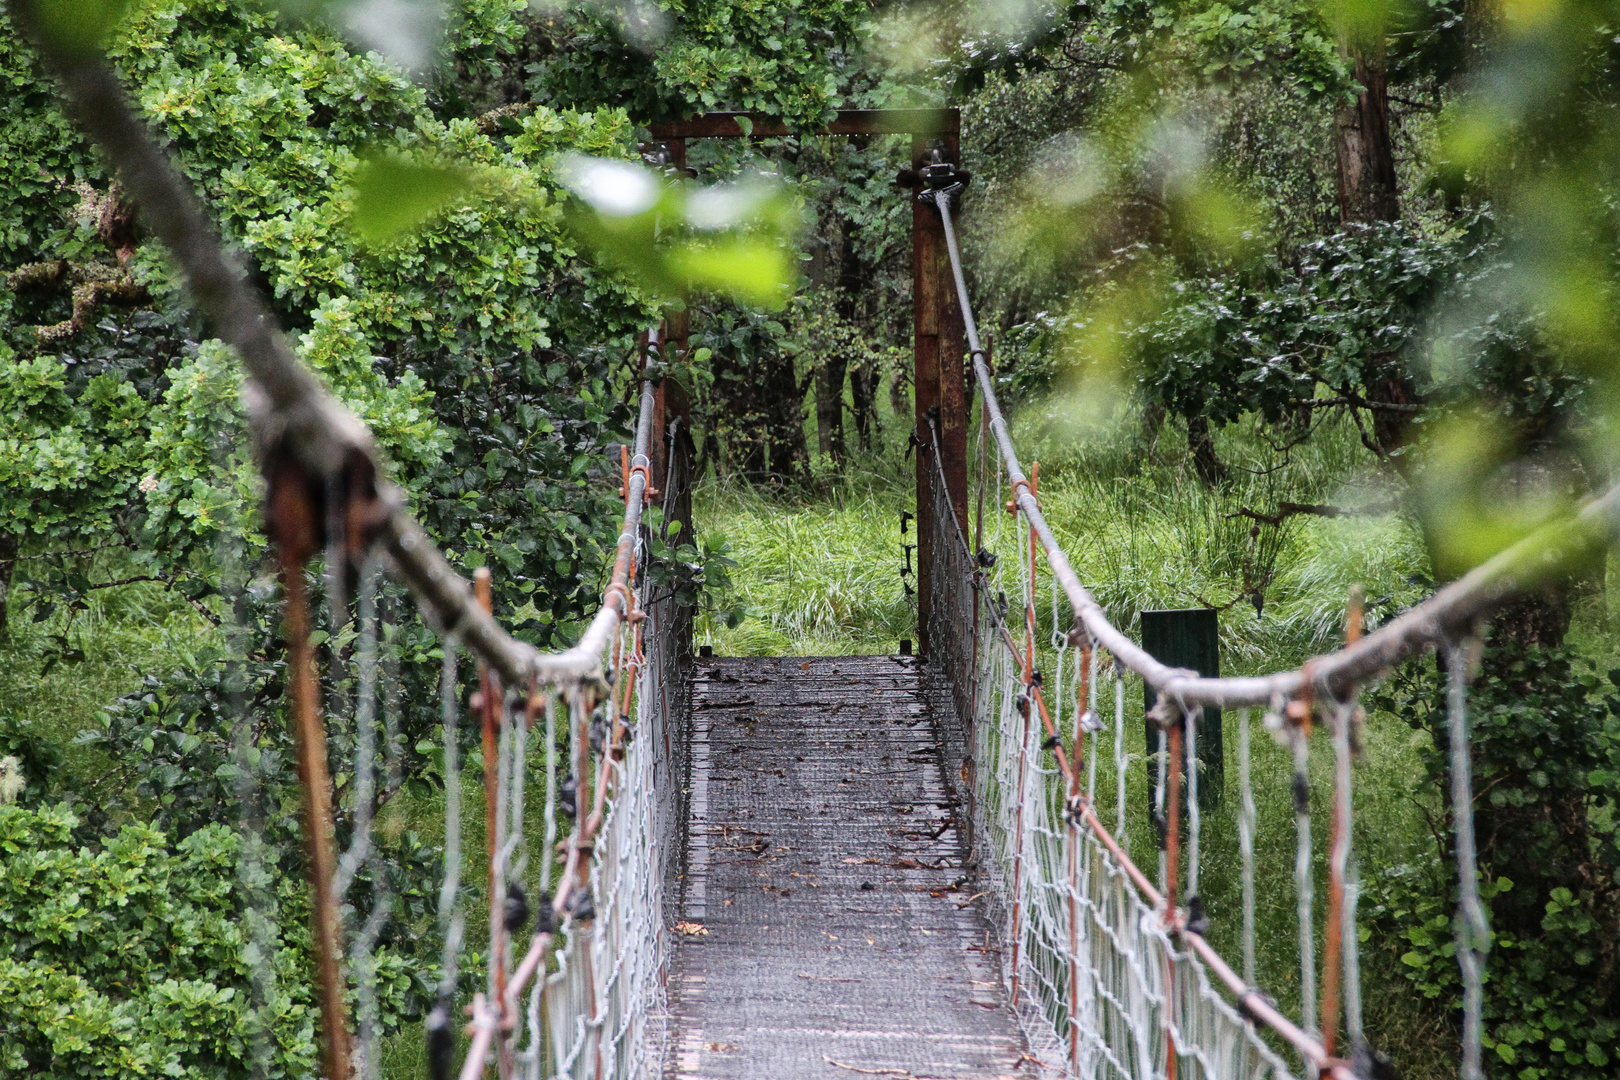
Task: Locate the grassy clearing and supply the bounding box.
[694,473,915,656]
[0,575,217,801]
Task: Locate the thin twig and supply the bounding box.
[1225,499,1399,527]
[822,1056,910,1076]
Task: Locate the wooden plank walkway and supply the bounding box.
[665,655,1029,1080]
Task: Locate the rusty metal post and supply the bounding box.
[270,474,351,1080]
[909,129,968,659]
[936,129,969,541]
[911,133,940,656]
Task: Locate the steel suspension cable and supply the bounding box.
[1447,641,1489,1080]
[927,185,1620,709]
[925,181,1367,1080]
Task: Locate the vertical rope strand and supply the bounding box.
[1345,847,1365,1051]
[1321,698,1356,1058]
[1115,666,1128,844]
[1086,647,1099,802]
[1187,706,1200,900]
[434,637,465,1023]
[348,564,386,1080]
[1155,724,1168,894]
[1448,641,1489,1080]
[1238,708,1257,987]
[1293,729,1316,1039]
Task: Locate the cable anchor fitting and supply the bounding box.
[916,151,971,208]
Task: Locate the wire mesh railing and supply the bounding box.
[917,167,1620,1080]
[924,419,1298,1080]
[14,20,694,1076]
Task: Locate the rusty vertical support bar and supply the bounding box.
[1165,714,1184,1080]
[650,325,669,494]
[661,255,696,665]
[936,127,969,539]
[911,133,940,656]
[654,138,691,555]
[271,478,351,1080]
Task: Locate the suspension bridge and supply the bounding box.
[27,55,1620,1080]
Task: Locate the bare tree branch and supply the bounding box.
[1302,394,1422,413]
[1226,498,1400,527]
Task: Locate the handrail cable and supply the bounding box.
[925,414,1348,1080]
[10,0,656,693]
[926,182,1620,709]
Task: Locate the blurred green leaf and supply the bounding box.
[557,154,801,310]
[263,0,445,73]
[349,154,473,246]
[27,0,131,56]
[671,239,796,309]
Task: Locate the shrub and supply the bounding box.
[1367,643,1620,1079]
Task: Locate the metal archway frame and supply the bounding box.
[645,109,969,656]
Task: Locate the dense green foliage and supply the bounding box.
[0,0,862,1071]
[1369,644,1620,1079]
[1,0,655,629]
[534,0,865,125]
[3,804,334,1078]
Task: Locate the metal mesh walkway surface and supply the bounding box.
[666,655,1030,1080]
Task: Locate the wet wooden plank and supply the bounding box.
[665,656,1028,1080]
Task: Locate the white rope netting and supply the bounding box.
[931,444,1299,1080]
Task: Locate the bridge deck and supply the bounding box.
[666,655,1028,1079]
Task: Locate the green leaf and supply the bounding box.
[669,239,795,310]
[557,154,801,308]
[349,154,474,246]
[26,0,132,57]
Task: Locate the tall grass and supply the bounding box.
[698,405,1430,666]
[694,472,915,655]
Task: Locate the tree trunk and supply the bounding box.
[765,350,806,485]
[1365,367,1420,478]
[814,352,847,467]
[1334,35,1399,225]
[889,362,910,423]
[1141,400,1166,451]
[850,361,879,451]
[0,533,16,639]
[1464,0,1500,73]
[1186,414,1227,486]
